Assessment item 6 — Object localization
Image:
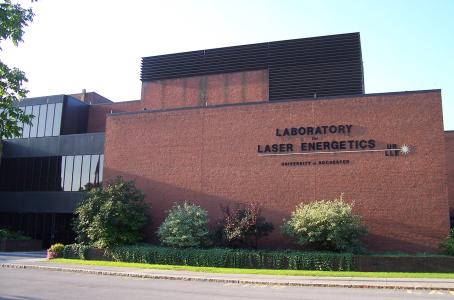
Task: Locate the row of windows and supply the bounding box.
[61,155,104,192]
[0,155,103,192]
[2,103,63,139]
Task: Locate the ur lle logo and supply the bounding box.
[385,144,412,156]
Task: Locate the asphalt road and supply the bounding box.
[0,268,453,300]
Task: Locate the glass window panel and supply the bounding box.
[4,159,12,190]
[23,157,33,191]
[45,104,55,137]
[29,105,39,138]
[36,104,47,137]
[0,158,5,190]
[22,106,32,138]
[1,158,9,189]
[16,107,25,139]
[17,158,27,190]
[90,155,100,184]
[99,155,104,183]
[72,155,82,191]
[63,156,73,191]
[48,156,58,191]
[60,156,66,191]
[80,155,91,189]
[31,157,41,190]
[40,157,50,191]
[52,103,63,136]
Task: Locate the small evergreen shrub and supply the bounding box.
[73,177,149,248]
[282,194,367,253]
[441,229,454,255]
[215,203,274,248]
[157,202,209,248]
[107,245,354,271]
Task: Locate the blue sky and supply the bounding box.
[3,0,454,129]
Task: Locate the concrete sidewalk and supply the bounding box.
[1,252,454,291]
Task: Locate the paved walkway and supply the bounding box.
[1,251,454,291]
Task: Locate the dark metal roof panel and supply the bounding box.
[141,32,364,100]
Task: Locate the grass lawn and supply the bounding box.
[49,258,454,279]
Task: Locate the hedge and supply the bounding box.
[62,244,90,260]
[101,245,354,271]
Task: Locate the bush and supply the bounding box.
[0,228,31,241]
[47,243,64,259]
[62,244,90,259]
[441,229,454,255]
[107,245,354,271]
[157,202,209,248]
[73,177,149,248]
[215,203,274,249]
[282,194,367,253]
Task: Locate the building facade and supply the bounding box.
[1,33,453,251]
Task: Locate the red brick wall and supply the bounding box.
[87,100,143,133]
[141,70,268,110]
[71,92,113,104]
[103,90,449,252]
[445,131,454,212]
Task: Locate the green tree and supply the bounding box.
[282,194,367,253]
[157,202,209,248]
[73,177,150,248]
[0,0,34,149]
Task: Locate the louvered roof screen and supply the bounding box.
[141,33,364,100]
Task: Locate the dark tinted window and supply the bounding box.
[0,155,104,192]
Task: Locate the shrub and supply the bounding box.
[157,202,209,248]
[441,229,454,255]
[0,228,31,240]
[282,194,367,253]
[215,203,274,249]
[73,177,149,248]
[47,243,64,259]
[62,243,90,259]
[107,245,354,271]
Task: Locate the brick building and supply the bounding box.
[1,33,452,252]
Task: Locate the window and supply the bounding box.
[22,106,32,138]
[37,104,47,137]
[29,105,40,138]
[52,103,63,136]
[80,155,91,189]
[0,155,104,192]
[71,155,83,191]
[451,210,454,229]
[45,103,55,137]
[90,155,100,184]
[9,102,64,139]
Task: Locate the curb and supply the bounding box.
[1,263,453,291]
